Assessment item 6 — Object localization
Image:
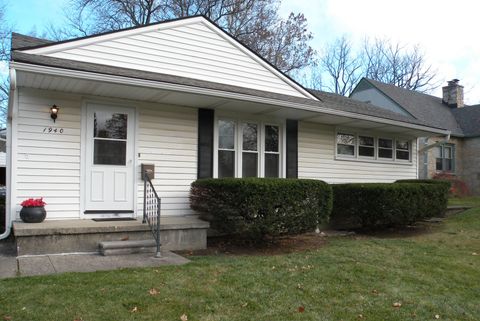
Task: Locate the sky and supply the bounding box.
[4,0,480,104]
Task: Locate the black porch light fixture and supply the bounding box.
[50,105,59,123]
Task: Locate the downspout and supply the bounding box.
[418,132,451,153]
[0,67,16,240]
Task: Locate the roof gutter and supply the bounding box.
[0,67,16,240]
[11,61,451,136]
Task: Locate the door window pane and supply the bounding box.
[265,125,279,152]
[94,112,127,139]
[265,154,279,177]
[242,153,258,177]
[242,123,258,151]
[94,140,126,165]
[219,120,235,149]
[218,150,235,178]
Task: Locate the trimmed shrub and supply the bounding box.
[331,182,450,229]
[190,178,332,240]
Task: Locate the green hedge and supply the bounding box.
[331,182,450,229]
[190,178,332,240]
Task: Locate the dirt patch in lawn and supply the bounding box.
[178,232,332,257]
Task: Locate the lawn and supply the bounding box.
[1,200,479,321]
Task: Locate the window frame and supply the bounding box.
[435,143,455,173]
[336,132,357,158]
[335,129,413,165]
[264,123,281,178]
[214,116,284,178]
[240,122,260,178]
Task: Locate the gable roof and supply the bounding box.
[352,78,466,136]
[14,16,316,100]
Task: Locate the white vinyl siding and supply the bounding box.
[298,122,417,183]
[14,88,198,220]
[31,20,309,98]
[15,89,82,219]
[137,104,197,216]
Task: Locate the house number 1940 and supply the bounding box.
[43,127,64,134]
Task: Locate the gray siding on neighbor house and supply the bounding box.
[350,88,413,117]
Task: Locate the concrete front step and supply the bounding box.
[13,216,209,256]
[99,239,158,256]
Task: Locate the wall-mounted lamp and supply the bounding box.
[50,105,59,123]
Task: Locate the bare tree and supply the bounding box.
[319,36,439,95]
[320,36,363,95]
[0,3,11,125]
[363,38,439,92]
[50,0,315,74]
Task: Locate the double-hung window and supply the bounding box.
[337,133,356,156]
[218,120,236,178]
[217,119,281,178]
[264,125,280,177]
[242,123,259,177]
[396,140,410,161]
[378,138,393,159]
[435,144,454,172]
[358,136,375,157]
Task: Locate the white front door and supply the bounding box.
[84,104,135,214]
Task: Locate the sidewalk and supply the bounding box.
[0,251,189,279]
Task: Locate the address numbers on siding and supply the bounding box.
[43,127,64,134]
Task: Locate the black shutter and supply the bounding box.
[197,109,214,179]
[286,119,298,178]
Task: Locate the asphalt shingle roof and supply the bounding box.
[10,33,445,131]
[359,78,466,136]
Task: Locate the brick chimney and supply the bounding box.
[442,79,464,108]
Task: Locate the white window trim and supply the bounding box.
[214,116,284,178]
[334,128,413,165]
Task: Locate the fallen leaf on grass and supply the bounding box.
[298,306,305,313]
[241,302,248,308]
[3,316,12,321]
[130,306,138,313]
[434,315,440,319]
[149,288,159,295]
[358,314,364,319]
[472,252,478,256]
[371,289,378,295]
[180,313,188,321]
[73,318,83,321]
[392,302,402,308]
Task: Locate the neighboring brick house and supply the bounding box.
[351,78,480,194]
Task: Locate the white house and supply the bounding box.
[1,16,450,252]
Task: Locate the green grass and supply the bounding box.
[1,201,480,320]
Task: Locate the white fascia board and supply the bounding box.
[12,61,451,136]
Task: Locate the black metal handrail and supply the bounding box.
[143,171,161,258]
